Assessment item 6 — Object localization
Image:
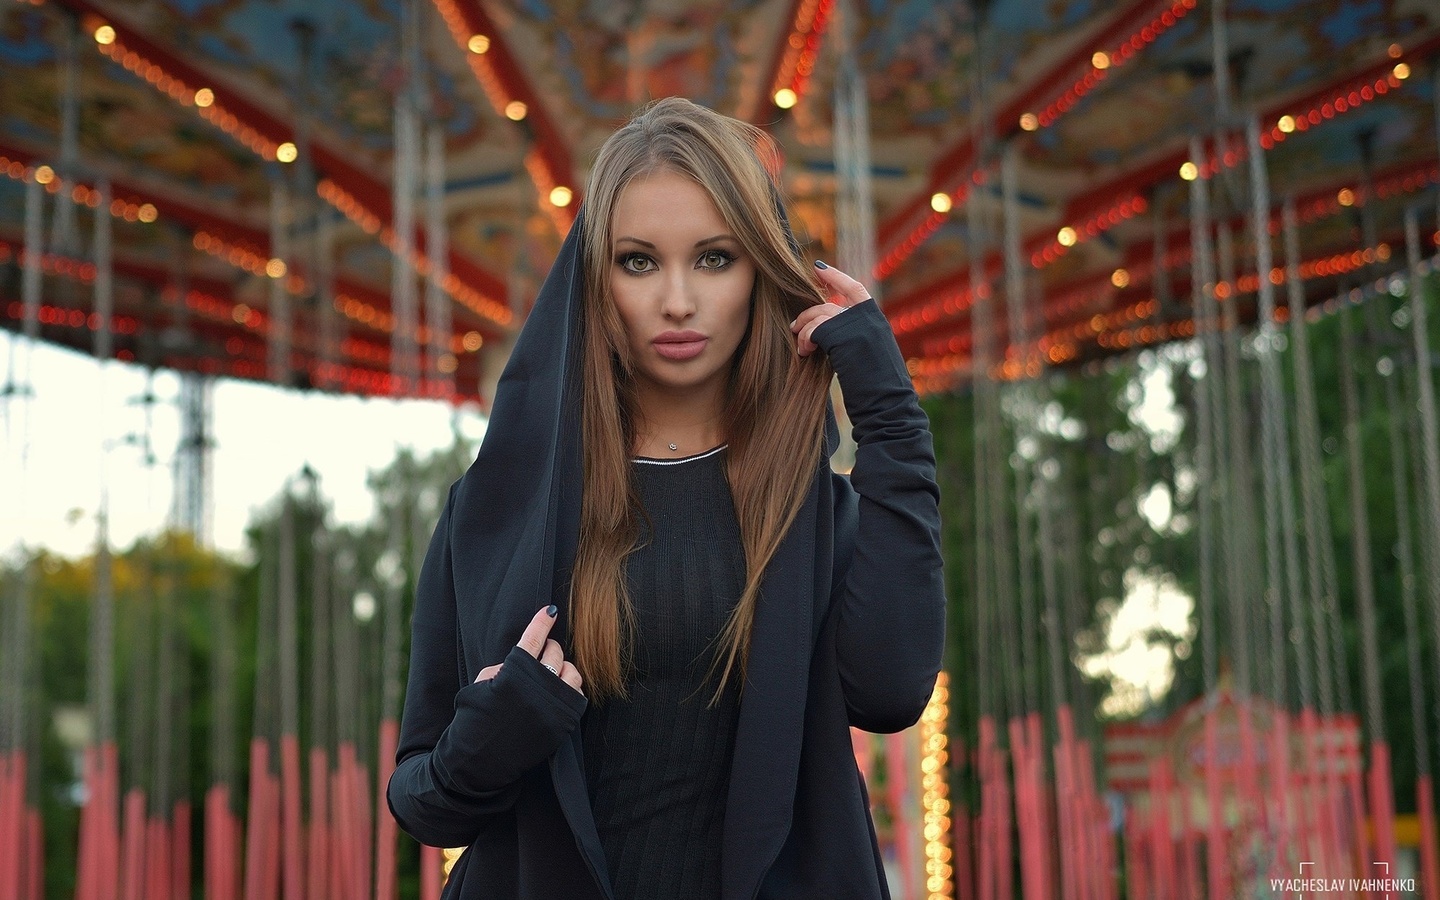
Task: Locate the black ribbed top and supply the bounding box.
[581,443,744,900]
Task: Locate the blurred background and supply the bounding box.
[2,0,1440,897]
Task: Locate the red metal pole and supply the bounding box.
[242,740,270,900]
[173,800,190,900]
[23,806,40,900]
[1368,742,1398,899]
[329,762,349,900]
[0,751,21,900]
[1267,715,1292,889]
[953,786,975,900]
[995,730,1014,900]
[977,718,996,900]
[420,845,443,900]
[1202,709,1226,900]
[102,743,121,900]
[279,734,303,900]
[121,788,146,900]
[263,772,281,900]
[1418,776,1440,900]
[1053,708,1076,900]
[307,747,330,900]
[374,719,400,900]
[144,815,167,900]
[1012,713,1049,900]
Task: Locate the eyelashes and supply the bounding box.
[614,249,738,275]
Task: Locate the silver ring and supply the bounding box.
[542,662,559,676]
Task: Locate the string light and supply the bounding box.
[1034,0,1197,129]
[773,88,798,109]
[930,193,953,214]
[549,186,573,207]
[93,25,115,46]
[1019,113,1039,131]
[770,0,836,110]
[276,141,298,163]
[1112,268,1130,288]
[434,0,574,231]
[193,88,214,107]
[887,18,1406,286]
[920,672,953,899]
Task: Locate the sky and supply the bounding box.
[0,331,487,563]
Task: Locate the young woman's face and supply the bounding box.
[608,169,755,401]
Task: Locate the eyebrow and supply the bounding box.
[613,235,737,249]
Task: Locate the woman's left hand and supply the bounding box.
[790,261,873,358]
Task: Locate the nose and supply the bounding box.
[660,267,698,321]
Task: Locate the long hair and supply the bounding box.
[570,97,834,703]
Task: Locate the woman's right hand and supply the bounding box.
[474,604,585,696]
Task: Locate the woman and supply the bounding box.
[387,97,945,900]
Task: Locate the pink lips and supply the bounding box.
[653,330,708,360]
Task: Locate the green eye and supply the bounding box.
[698,250,735,269]
[619,253,655,274]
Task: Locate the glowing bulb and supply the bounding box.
[1019,112,1039,131]
[94,25,116,46]
[1393,62,1411,80]
[1112,268,1130,288]
[549,186,573,207]
[232,304,250,324]
[462,331,483,352]
[1277,115,1295,133]
[194,88,214,108]
[1179,161,1199,181]
[137,203,158,223]
[930,193,953,214]
[1337,188,1355,207]
[773,88,798,109]
[1092,51,1111,70]
[276,142,298,163]
[33,165,55,185]
[1389,43,1403,59]
[266,258,287,278]
[504,101,528,121]
[467,34,490,54]
[1057,226,1077,247]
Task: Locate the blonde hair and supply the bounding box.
[570,97,833,702]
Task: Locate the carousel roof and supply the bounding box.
[2,0,1437,403]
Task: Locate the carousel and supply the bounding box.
[2,0,1440,897]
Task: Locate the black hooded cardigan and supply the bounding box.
[386,209,946,900]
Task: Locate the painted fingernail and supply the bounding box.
[814,260,828,269]
[546,604,557,617]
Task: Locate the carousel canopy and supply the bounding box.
[1,0,1437,404]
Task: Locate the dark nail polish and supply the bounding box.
[814,260,828,269]
[546,604,558,617]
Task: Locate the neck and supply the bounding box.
[631,380,727,456]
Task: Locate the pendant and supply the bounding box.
[668,442,678,451]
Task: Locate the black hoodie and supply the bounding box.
[386,207,946,900]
